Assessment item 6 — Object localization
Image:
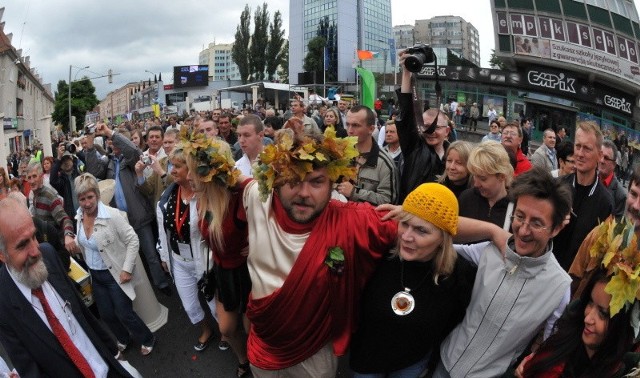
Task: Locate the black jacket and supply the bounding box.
[553,174,613,270]
[395,89,446,202]
[49,158,80,224]
[0,244,132,377]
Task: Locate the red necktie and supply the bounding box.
[32,287,96,378]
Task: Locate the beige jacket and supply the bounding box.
[76,203,142,300]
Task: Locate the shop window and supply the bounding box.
[588,4,612,27]
[612,13,635,36]
[561,0,588,19]
[509,0,534,10]
[495,0,507,8]
[536,0,561,13]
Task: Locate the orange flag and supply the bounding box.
[357,50,375,60]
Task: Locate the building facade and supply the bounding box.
[414,16,481,67]
[199,43,241,82]
[98,83,137,122]
[289,0,393,85]
[394,24,415,49]
[0,8,54,170]
[489,0,640,137]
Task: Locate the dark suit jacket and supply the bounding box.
[0,243,132,378]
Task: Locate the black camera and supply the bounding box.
[64,143,77,154]
[404,44,435,73]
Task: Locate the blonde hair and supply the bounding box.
[467,141,514,187]
[390,212,456,285]
[576,121,604,148]
[185,141,233,251]
[438,140,473,184]
[74,173,100,199]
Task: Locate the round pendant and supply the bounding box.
[391,290,415,315]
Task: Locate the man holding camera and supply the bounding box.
[50,143,82,226]
[395,49,449,202]
[78,126,109,180]
[95,123,171,295]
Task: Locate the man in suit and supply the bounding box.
[0,197,133,377]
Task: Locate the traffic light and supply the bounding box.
[108,69,113,83]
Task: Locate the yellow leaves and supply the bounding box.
[591,215,640,317]
[605,271,640,316]
[253,128,361,201]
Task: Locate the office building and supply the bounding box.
[199,42,241,82]
[289,0,394,84]
[414,16,481,67]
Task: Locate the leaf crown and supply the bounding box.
[179,127,240,188]
[252,127,359,201]
[589,216,640,317]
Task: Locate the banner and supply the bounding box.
[355,67,376,109]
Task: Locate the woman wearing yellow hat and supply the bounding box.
[350,183,476,377]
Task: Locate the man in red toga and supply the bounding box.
[242,128,397,377]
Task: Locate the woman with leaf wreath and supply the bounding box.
[515,217,640,378]
[182,129,252,378]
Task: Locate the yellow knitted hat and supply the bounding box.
[402,183,458,235]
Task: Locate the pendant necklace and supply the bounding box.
[391,261,430,316]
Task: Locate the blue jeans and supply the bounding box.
[352,355,429,378]
[136,223,168,289]
[90,269,154,345]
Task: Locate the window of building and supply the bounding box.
[562,0,588,19]
[612,12,635,35]
[536,0,562,13]
[587,4,613,27]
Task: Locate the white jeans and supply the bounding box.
[172,252,217,324]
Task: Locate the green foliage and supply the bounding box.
[303,36,327,73]
[315,16,338,82]
[249,2,270,81]
[277,40,289,83]
[51,77,99,132]
[266,10,285,81]
[232,5,252,84]
[489,49,507,70]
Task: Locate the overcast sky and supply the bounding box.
[1,0,637,99]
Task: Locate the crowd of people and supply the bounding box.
[0,50,639,378]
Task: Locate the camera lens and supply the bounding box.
[405,53,426,73]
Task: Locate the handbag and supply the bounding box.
[197,244,216,302]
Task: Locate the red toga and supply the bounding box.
[243,183,397,370]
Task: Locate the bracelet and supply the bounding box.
[161,173,167,179]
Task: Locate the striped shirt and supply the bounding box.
[31,185,74,233]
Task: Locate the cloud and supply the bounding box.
[2,0,503,99]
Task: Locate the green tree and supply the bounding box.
[489,49,507,70]
[316,16,338,82]
[51,77,99,132]
[277,40,289,83]
[249,2,270,81]
[303,36,326,74]
[266,10,285,81]
[232,5,252,84]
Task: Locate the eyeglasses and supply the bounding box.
[511,214,549,232]
[502,131,520,137]
[603,156,616,162]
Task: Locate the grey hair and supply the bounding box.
[74,173,100,199]
[602,139,619,162]
[0,197,29,255]
[27,161,43,175]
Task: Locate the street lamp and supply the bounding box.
[68,65,89,133]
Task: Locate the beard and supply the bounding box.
[10,255,49,289]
